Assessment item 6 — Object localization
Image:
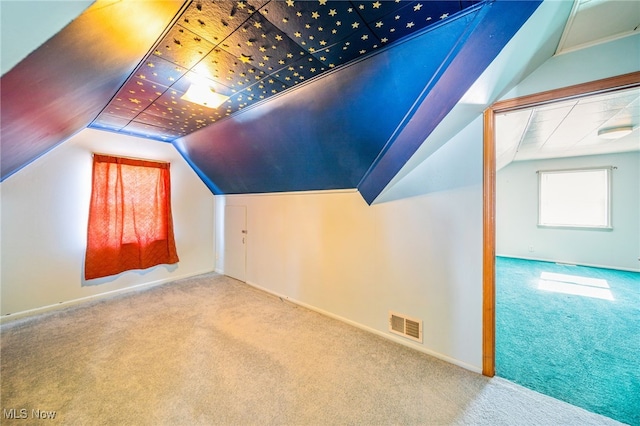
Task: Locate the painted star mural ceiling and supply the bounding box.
[90,0,481,142]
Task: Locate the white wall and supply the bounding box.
[0,128,215,316]
[497,152,640,271]
[0,1,94,75]
[216,118,483,371]
[504,33,640,99]
[211,25,639,374]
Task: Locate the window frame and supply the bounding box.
[85,154,179,280]
[537,166,613,231]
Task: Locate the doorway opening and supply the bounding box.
[482,71,639,424]
[482,70,639,376]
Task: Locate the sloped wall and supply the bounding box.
[0,128,215,316]
[504,33,640,99]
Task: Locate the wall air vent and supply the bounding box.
[389,311,423,343]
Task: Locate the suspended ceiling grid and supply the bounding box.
[496,87,640,169]
[172,0,544,201]
[90,0,481,142]
[0,0,542,200]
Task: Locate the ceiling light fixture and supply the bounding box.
[181,84,229,109]
[597,126,634,140]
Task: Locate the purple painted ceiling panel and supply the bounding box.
[0,0,185,180]
[1,0,540,205]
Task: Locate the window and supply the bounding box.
[538,167,611,229]
[85,154,179,280]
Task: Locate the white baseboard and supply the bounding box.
[245,280,482,375]
[0,268,216,324]
[495,254,640,272]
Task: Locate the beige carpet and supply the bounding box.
[1,273,622,425]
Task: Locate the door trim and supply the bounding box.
[482,71,640,377]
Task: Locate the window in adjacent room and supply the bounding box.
[85,154,179,280]
[538,167,612,229]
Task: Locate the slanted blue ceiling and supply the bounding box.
[0,0,541,204]
[175,0,541,201]
[175,9,479,194]
[0,1,186,181]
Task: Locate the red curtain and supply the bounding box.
[85,154,179,280]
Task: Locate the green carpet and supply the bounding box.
[496,257,640,425]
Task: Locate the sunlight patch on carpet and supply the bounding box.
[538,272,614,301]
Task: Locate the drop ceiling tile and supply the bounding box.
[144,101,189,121]
[153,24,215,69]
[109,93,151,113]
[132,112,182,129]
[579,89,639,107]
[122,121,185,141]
[171,117,211,135]
[529,104,574,123]
[557,0,640,53]
[152,87,231,125]
[265,1,363,51]
[219,14,306,75]
[519,128,556,147]
[178,1,257,46]
[515,142,538,151]
[135,56,188,87]
[172,71,234,96]
[495,109,530,156]
[368,1,465,43]
[118,76,167,106]
[87,0,487,144]
[601,101,640,129]
[271,55,326,86]
[527,110,564,129]
[244,75,289,100]
[569,102,623,118]
[199,47,268,93]
[353,0,412,22]
[225,90,264,113]
[91,113,131,131]
[100,104,140,121]
[545,124,603,148]
[153,88,194,112]
[519,134,545,147]
[310,27,379,66]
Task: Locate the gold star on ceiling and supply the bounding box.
[92,0,476,141]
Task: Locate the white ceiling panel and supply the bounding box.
[497,87,639,166]
[556,0,640,54]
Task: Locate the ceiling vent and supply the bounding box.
[389,311,422,343]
